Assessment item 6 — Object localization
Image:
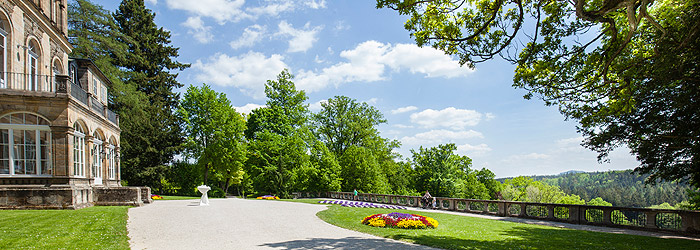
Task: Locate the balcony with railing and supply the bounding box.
[0,72,119,126]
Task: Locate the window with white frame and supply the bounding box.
[92,76,99,99]
[73,122,85,177]
[92,131,103,182]
[28,41,39,91]
[0,113,52,176]
[106,145,114,179]
[0,19,6,89]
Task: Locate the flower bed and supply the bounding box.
[257,195,280,200]
[151,194,163,200]
[362,212,438,229]
[318,200,406,209]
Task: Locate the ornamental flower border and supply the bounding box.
[318,200,406,209]
[362,212,439,229]
[257,195,280,200]
[151,194,163,200]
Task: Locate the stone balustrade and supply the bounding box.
[293,191,700,235]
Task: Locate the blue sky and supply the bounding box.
[99,0,639,178]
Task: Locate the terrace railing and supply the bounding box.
[1,72,119,126]
[293,191,700,236]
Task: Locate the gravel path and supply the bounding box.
[127,198,437,250]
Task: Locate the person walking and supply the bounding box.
[353,189,358,201]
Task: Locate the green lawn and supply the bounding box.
[0,206,130,250]
[159,195,200,200]
[314,204,700,250]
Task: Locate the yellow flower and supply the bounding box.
[426,218,439,228]
[368,217,386,227]
[397,220,426,229]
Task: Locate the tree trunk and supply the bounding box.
[204,163,209,186]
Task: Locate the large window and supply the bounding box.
[0,113,52,176]
[92,131,103,183]
[106,145,115,180]
[28,44,38,91]
[0,18,7,89]
[73,122,85,177]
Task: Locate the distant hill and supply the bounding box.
[499,170,690,208]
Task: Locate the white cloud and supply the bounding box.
[308,100,326,112]
[246,1,294,17]
[365,98,379,105]
[182,16,214,43]
[277,21,323,53]
[234,103,265,115]
[165,0,249,24]
[391,106,418,114]
[192,52,288,99]
[145,0,158,4]
[296,41,473,93]
[456,143,492,157]
[230,25,266,49]
[401,129,483,145]
[410,107,486,130]
[304,0,326,9]
[392,124,414,129]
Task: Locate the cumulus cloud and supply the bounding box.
[165,0,250,24]
[457,143,492,157]
[192,52,287,99]
[401,129,483,146]
[304,0,326,9]
[145,0,158,4]
[276,21,323,53]
[410,107,486,130]
[296,40,473,92]
[234,103,265,115]
[230,25,266,49]
[247,1,294,17]
[182,16,214,43]
[391,106,418,114]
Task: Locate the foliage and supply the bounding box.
[243,70,311,198]
[501,176,587,205]
[377,0,700,207]
[527,170,690,207]
[588,197,613,207]
[178,84,247,194]
[313,96,388,156]
[113,0,189,189]
[338,146,389,193]
[295,141,342,192]
[317,205,700,250]
[0,207,129,249]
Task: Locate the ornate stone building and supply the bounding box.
[0,0,149,209]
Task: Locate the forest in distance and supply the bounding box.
[498,169,690,208]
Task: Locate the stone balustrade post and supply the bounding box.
[498,202,506,216]
[603,207,613,225]
[547,205,555,219]
[569,205,581,224]
[645,211,659,229]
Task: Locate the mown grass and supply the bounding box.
[159,195,200,200]
[0,206,130,250]
[315,205,700,250]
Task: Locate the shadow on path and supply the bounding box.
[259,236,434,250]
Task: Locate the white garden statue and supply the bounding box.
[197,185,211,206]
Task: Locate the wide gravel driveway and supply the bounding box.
[128,198,436,250]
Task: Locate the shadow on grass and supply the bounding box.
[259,236,435,249]
[388,226,700,250]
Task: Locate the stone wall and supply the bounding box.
[0,186,92,209]
[93,187,143,207]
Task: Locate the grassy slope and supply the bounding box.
[0,206,130,250]
[314,204,700,250]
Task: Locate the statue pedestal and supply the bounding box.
[197,185,211,206]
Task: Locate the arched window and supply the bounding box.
[52,59,62,88]
[92,131,103,183]
[0,113,52,176]
[0,16,8,89]
[27,39,41,91]
[107,137,116,180]
[73,122,85,177]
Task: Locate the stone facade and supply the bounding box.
[0,0,147,209]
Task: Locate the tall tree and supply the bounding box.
[313,96,388,157]
[244,70,311,198]
[177,84,247,194]
[113,0,190,187]
[412,143,472,198]
[377,1,700,198]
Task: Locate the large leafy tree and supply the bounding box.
[113,0,190,187]
[412,143,473,198]
[377,0,700,190]
[313,96,388,157]
[177,84,247,194]
[244,70,311,198]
